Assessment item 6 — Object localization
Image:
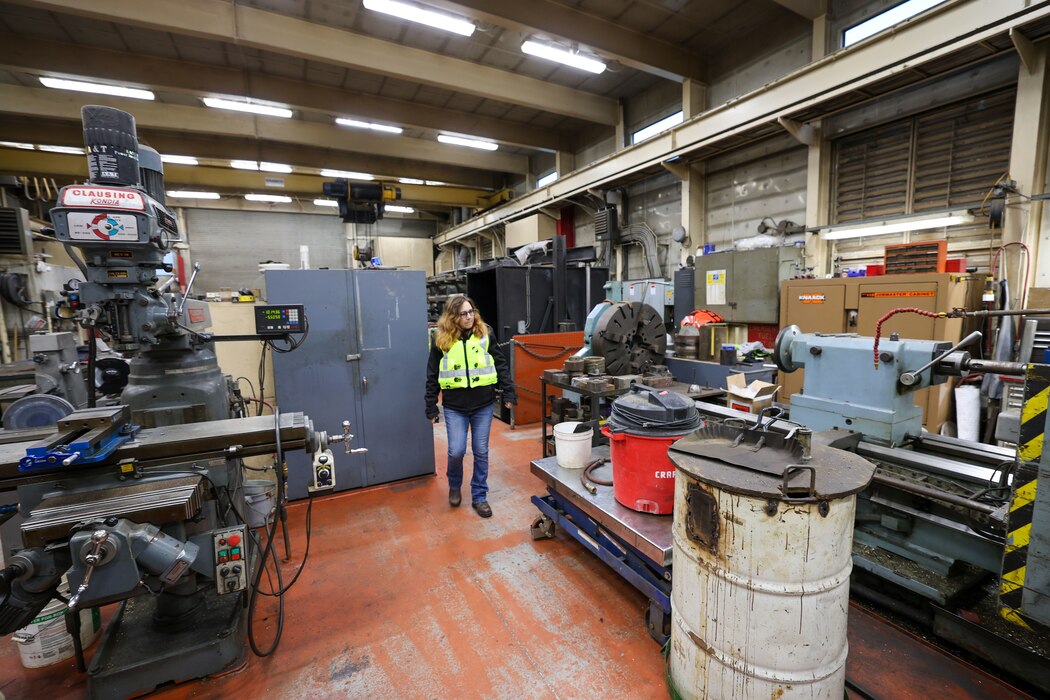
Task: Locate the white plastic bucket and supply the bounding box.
[13,581,101,668]
[553,422,592,469]
[244,479,277,528]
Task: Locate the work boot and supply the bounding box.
[472,501,492,518]
[449,489,461,507]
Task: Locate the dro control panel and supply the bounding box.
[254,304,305,335]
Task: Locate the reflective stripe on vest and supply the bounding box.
[438,334,498,389]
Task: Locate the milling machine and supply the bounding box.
[0,106,351,697]
[769,324,1050,688]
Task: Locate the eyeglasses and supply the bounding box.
[457,309,475,318]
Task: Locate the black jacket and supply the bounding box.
[425,328,516,419]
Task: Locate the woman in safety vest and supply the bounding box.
[425,295,516,518]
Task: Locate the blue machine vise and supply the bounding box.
[19,406,137,472]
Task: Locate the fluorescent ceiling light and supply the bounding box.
[202,97,293,118]
[820,211,976,241]
[363,0,475,37]
[0,141,34,150]
[167,190,220,199]
[259,162,292,173]
[426,180,445,186]
[320,169,374,180]
[335,117,404,134]
[399,178,425,185]
[230,160,259,170]
[844,0,947,47]
[313,199,339,207]
[537,171,558,188]
[632,111,684,144]
[520,40,606,74]
[386,205,415,214]
[438,134,498,151]
[161,154,198,166]
[40,76,155,100]
[38,144,84,154]
[245,193,292,203]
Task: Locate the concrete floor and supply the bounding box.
[0,418,1033,699]
[0,419,667,699]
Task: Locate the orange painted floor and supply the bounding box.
[0,420,667,699]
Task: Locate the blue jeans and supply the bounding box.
[443,404,494,504]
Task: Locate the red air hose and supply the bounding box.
[873,307,946,368]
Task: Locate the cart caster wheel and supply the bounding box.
[530,515,556,540]
[645,601,670,644]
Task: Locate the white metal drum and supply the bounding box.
[667,425,875,699]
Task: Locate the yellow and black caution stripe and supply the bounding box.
[1000,363,1050,630]
[999,465,1041,629]
[1018,363,1050,464]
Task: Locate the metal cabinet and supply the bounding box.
[693,247,805,323]
[266,269,435,499]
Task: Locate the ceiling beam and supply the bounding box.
[0,84,529,173]
[434,0,1049,245]
[430,0,702,81]
[9,0,619,125]
[0,34,569,152]
[769,0,827,21]
[0,149,493,208]
[0,116,503,189]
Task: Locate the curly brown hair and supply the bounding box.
[435,295,486,352]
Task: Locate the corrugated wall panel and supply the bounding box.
[185,209,347,294]
[831,87,1014,274]
[705,135,808,248]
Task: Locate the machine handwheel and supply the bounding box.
[530,515,556,540]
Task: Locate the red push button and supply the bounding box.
[228,534,241,546]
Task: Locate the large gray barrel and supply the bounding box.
[667,425,874,698]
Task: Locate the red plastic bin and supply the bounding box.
[602,426,679,514]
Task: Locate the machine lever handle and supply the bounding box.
[69,529,108,610]
[899,331,982,387]
[175,262,202,317]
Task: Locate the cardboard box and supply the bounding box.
[726,373,779,413]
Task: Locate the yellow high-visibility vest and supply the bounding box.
[438,334,498,389]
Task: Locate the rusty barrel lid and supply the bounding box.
[669,421,875,501]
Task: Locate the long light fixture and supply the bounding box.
[40,76,155,100]
[819,210,976,241]
[363,0,475,36]
[0,141,35,150]
[161,154,199,166]
[313,199,339,207]
[398,178,446,186]
[520,40,606,74]
[437,134,498,151]
[335,117,403,134]
[245,193,292,203]
[259,162,292,173]
[167,190,220,199]
[202,97,293,118]
[385,205,415,214]
[230,160,259,170]
[320,169,374,180]
[38,145,84,155]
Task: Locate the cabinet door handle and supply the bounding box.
[362,376,368,392]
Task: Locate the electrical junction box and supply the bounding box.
[693,247,805,323]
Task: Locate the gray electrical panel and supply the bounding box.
[692,247,805,323]
[266,269,435,500]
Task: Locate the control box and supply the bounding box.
[254,305,305,335]
[213,526,248,595]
